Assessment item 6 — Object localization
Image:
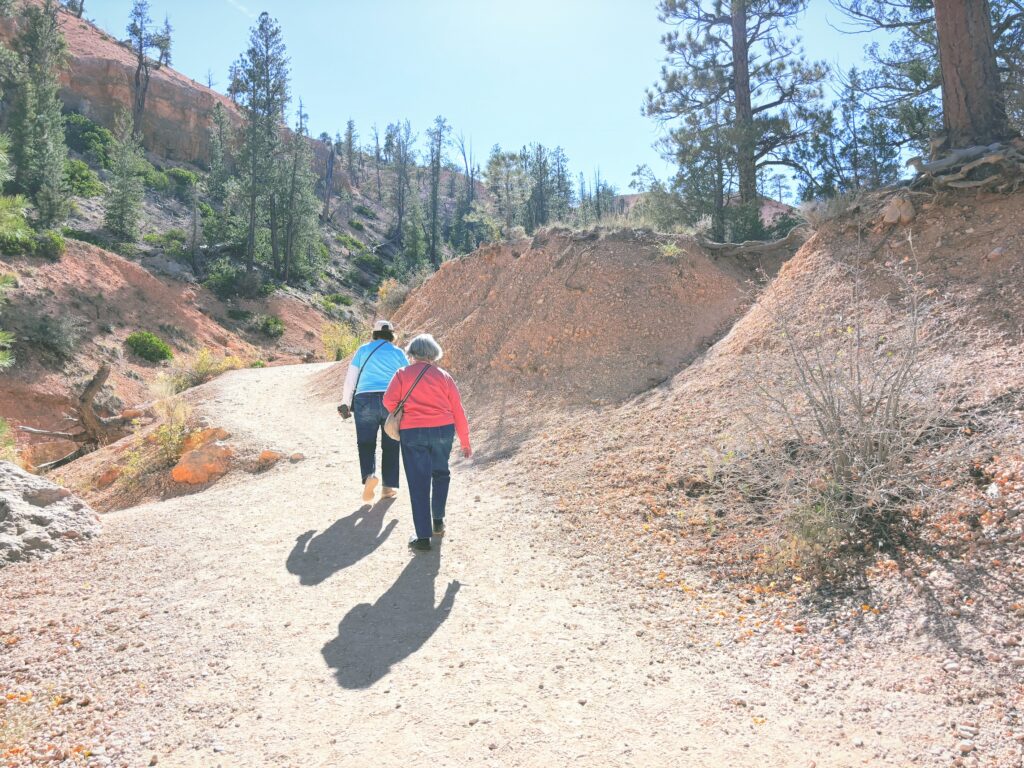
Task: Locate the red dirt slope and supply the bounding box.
[393,227,786,407]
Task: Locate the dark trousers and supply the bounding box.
[400,424,455,539]
[354,392,400,488]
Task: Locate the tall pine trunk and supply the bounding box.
[269,192,280,279]
[322,148,334,222]
[731,0,756,206]
[933,0,1013,147]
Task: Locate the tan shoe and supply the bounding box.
[380,487,398,499]
[362,475,379,502]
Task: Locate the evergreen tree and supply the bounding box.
[389,120,415,244]
[789,68,902,198]
[484,145,526,235]
[400,196,427,273]
[127,1,171,131]
[426,115,450,266]
[10,0,69,227]
[343,118,358,181]
[646,0,826,240]
[550,147,573,223]
[104,111,145,241]
[277,103,320,283]
[234,12,290,270]
[371,124,383,203]
[831,1,1023,151]
[207,102,232,205]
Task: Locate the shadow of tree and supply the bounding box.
[286,499,397,586]
[321,543,460,689]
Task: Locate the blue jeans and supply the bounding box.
[400,424,455,539]
[354,392,400,488]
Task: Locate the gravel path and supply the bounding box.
[1,363,1011,767]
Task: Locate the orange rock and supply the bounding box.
[95,467,121,489]
[120,408,145,420]
[181,427,231,453]
[170,443,233,485]
[258,449,285,468]
[289,453,305,463]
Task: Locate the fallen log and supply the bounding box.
[18,364,132,457]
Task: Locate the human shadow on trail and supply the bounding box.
[321,543,460,689]
[286,499,397,585]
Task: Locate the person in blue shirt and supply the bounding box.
[337,320,410,502]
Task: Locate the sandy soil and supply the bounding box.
[5,362,1014,768]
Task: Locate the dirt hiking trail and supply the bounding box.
[3,364,959,767]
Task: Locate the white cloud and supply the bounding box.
[224,0,256,18]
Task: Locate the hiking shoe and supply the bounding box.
[408,535,432,551]
[432,518,445,536]
[362,475,379,502]
[380,487,398,499]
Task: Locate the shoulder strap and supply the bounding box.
[353,340,388,395]
[396,364,431,410]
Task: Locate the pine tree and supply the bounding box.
[789,68,902,198]
[831,1,1023,151]
[278,103,320,283]
[389,120,415,244]
[371,124,383,203]
[426,115,450,266]
[104,111,145,241]
[400,196,427,273]
[10,0,69,227]
[646,0,825,240]
[127,1,171,131]
[234,12,290,270]
[343,119,358,182]
[484,145,527,236]
[207,102,232,205]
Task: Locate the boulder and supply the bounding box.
[258,450,285,469]
[0,462,100,567]
[170,443,234,485]
[181,427,231,453]
[881,197,915,226]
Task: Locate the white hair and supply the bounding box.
[406,333,443,362]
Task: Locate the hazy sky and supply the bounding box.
[80,1,880,192]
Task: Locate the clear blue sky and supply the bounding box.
[80,0,878,193]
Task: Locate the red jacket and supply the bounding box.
[383,362,470,449]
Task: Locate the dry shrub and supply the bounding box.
[722,248,970,579]
[160,348,245,394]
[377,266,432,316]
[122,388,194,485]
[322,322,364,362]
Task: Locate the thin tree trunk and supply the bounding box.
[322,147,334,222]
[933,0,1014,147]
[269,192,280,279]
[731,0,757,205]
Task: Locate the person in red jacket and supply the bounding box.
[383,333,471,551]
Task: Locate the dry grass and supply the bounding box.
[321,322,365,362]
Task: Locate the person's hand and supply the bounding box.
[461,445,472,459]
[337,404,351,419]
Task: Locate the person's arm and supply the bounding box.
[340,364,359,408]
[446,378,471,457]
[383,369,403,413]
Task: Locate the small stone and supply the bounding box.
[578,698,587,706]
[289,453,305,463]
[958,740,975,754]
[468,718,478,726]
[488,743,498,751]
[853,738,864,748]
[149,756,158,766]
[257,450,284,469]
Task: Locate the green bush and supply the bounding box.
[125,330,173,362]
[250,359,266,368]
[35,231,65,261]
[141,161,170,192]
[167,167,199,201]
[143,229,188,259]
[353,252,384,273]
[323,292,353,306]
[23,314,81,362]
[65,158,104,197]
[61,227,106,248]
[253,314,285,338]
[226,307,253,322]
[0,195,35,255]
[353,203,377,220]
[65,113,115,168]
[348,219,365,232]
[203,257,246,299]
[335,232,366,252]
